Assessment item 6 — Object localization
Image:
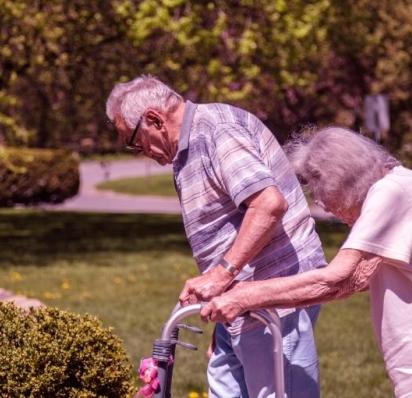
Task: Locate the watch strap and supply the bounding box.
[220,258,240,276]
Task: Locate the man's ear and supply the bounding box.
[145,109,163,129]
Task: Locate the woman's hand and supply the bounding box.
[200,282,249,323]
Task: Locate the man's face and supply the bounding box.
[115,113,173,165]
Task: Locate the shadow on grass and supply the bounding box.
[0,210,191,267]
[0,209,349,267]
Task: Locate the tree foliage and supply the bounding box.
[325,0,412,152]
[1,0,412,157]
[0,0,136,148]
[0,147,79,206]
[119,0,330,137]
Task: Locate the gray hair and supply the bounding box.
[284,126,400,211]
[106,75,183,129]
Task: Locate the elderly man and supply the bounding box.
[202,127,412,397]
[106,75,326,398]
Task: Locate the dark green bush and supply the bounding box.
[0,304,135,397]
[0,147,80,206]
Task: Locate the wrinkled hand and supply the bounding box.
[179,265,233,306]
[200,282,249,323]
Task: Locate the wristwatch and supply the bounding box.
[219,258,240,277]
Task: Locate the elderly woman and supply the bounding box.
[201,126,412,397]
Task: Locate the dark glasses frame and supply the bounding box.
[125,115,143,151]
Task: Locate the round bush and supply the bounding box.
[0,304,135,397]
[0,147,80,206]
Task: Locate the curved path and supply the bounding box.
[42,158,181,214]
[42,157,334,219]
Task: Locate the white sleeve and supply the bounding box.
[342,179,412,264]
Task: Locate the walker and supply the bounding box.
[138,304,286,398]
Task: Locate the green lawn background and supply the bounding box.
[97,174,176,197]
[0,210,392,397]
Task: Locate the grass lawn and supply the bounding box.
[81,153,136,162]
[0,210,392,397]
[96,174,176,196]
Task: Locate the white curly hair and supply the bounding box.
[106,75,183,129]
[284,126,400,212]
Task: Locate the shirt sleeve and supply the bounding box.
[342,179,412,264]
[209,122,277,208]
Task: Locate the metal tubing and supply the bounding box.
[154,305,202,398]
[153,359,169,398]
[156,304,285,397]
[152,337,176,398]
[161,304,202,340]
[250,310,285,397]
[165,328,179,398]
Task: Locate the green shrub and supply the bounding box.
[0,304,135,397]
[399,132,412,168]
[0,147,79,206]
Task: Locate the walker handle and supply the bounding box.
[153,304,286,398]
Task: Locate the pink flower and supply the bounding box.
[134,384,155,398]
[134,357,160,398]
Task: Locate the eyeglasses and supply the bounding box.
[125,116,143,152]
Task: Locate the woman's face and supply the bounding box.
[316,198,361,226]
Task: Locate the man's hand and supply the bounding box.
[200,282,249,323]
[179,265,234,306]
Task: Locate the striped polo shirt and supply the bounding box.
[173,101,326,283]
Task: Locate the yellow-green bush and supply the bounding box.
[0,147,80,206]
[0,304,135,397]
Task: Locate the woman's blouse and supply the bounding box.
[342,166,412,398]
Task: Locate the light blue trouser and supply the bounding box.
[207,305,321,398]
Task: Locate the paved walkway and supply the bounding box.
[42,157,335,219]
[42,158,181,214]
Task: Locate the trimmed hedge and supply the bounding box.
[0,147,80,206]
[0,304,135,397]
